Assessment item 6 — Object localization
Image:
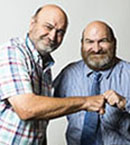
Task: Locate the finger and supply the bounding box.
[99,108,105,115]
[108,98,116,106]
[102,93,108,100]
[117,99,126,109]
[104,90,115,100]
[103,92,112,100]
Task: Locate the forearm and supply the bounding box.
[34,96,86,120]
[8,94,86,120]
[9,93,105,120]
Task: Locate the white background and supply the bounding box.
[0,0,130,145]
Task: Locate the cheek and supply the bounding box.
[103,47,115,58]
[108,48,115,56]
[34,28,49,38]
[81,48,88,59]
[100,43,113,50]
[32,29,41,39]
[82,46,92,54]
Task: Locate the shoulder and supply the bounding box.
[60,60,85,76]
[0,37,28,59]
[53,60,84,87]
[114,59,130,77]
[0,37,25,52]
[0,37,25,48]
[117,59,130,71]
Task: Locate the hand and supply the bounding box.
[103,90,126,109]
[84,95,105,115]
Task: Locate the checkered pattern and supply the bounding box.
[0,35,54,145]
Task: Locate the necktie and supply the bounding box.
[80,72,102,145]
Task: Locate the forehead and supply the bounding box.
[84,23,110,40]
[36,8,67,29]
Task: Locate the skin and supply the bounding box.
[81,21,126,109]
[81,21,116,71]
[8,6,105,121]
[29,5,68,56]
[103,90,126,110]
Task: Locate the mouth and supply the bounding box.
[41,38,57,48]
[90,53,106,57]
[88,53,107,61]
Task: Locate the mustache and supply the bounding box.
[40,36,56,47]
[88,50,107,55]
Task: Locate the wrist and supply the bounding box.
[82,97,90,110]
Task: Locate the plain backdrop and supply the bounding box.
[0,0,130,145]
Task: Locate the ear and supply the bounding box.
[29,17,37,32]
[81,38,84,48]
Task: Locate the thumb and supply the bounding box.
[99,107,105,115]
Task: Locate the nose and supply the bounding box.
[49,29,57,41]
[93,42,101,53]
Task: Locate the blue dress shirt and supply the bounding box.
[54,58,130,145]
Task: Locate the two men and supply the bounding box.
[0,4,105,145]
[54,21,128,145]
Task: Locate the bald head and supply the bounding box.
[33,4,68,29]
[82,21,116,43]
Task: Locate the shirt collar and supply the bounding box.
[25,34,54,69]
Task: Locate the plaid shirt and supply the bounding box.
[0,35,54,145]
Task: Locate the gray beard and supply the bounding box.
[36,41,54,56]
[84,53,115,71]
[87,55,111,69]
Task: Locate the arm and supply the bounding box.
[6,51,105,121]
[103,90,126,109]
[8,93,105,120]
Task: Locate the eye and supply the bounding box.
[100,38,109,43]
[44,25,53,31]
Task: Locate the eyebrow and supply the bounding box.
[84,38,92,41]
[84,38,94,42]
[44,22,66,33]
[84,37,110,41]
[44,22,54,28]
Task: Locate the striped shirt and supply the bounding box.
[0,35,54,145]
[54,59,130,145]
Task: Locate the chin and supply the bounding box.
[85,57,110,70]
[88,60,113,71]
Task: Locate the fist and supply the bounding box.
[103,90,126,109]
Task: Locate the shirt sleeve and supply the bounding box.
[0,43,33,100]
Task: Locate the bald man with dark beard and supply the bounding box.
[54,21,128,145]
